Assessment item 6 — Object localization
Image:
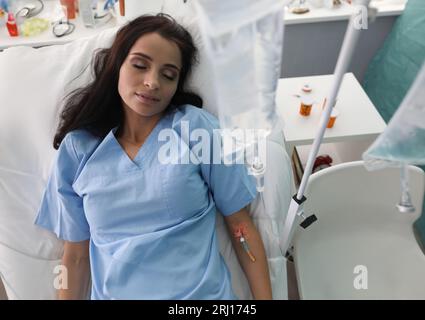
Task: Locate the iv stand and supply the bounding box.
[280,0,374,258]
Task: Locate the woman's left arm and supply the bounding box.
[224,207,272,300]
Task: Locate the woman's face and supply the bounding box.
[118,32,182,117]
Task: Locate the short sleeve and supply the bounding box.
[195,110,258,216]
[34,133,90,242]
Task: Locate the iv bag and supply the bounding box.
[194,0,285,135]
[363,62,425,170]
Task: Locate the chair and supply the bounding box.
[293,161,425,299]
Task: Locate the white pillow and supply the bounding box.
[0,28,118,299]
[0,21,292,299]
[0,27,119,257]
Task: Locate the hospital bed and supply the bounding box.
[0,25,293,300]
[2,1,424,300]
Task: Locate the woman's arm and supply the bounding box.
[224,207,272,300]
[58,240,91,300]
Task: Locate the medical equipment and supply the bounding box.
[15,0,44,20]
[21,17,50,36]
[194,0,286,193]
[299,96,314,116]
[363,62,425,213]
[239,236,256,263]
[79,0,96,26]
[233,223,256,262]
[49,0,76,37]
[0,9,5,28]
[79,0,114,28]
[280,0,373,258]
[52,19,75,37]
[194,0,284,133]
[0,0,8,12]
[118,0,124,16]
[103,0,116,10]
[59,0,76,19]
[124,0,165,20]
[397,165,415,212]
[290,0,310,14]
[326,108,339,128]
[301,84,312,93]
[6,12,18,36]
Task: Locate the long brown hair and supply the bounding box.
[53,13,202,149]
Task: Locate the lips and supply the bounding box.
[135,93,160,103]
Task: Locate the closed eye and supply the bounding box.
[132,62,176,80]
[133,64,146,70]
[163,74,176,81]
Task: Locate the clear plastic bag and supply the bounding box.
[194,0,286,192]
[194,0,285,134]
[363,62,425,212]
[363,62,425,170]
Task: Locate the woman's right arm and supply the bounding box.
[58,240,91,300]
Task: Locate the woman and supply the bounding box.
[35,14,272,300]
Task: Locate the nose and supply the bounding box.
[143,70,160,90]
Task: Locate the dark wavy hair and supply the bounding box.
[53,13,202,149]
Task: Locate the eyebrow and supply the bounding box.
[130,52,181,72]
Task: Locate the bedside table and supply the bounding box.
[275,73,387,184]
[277,72,387,154]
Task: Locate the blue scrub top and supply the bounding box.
[35,105,257,300]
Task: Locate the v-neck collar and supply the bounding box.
[110,114,167,170]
